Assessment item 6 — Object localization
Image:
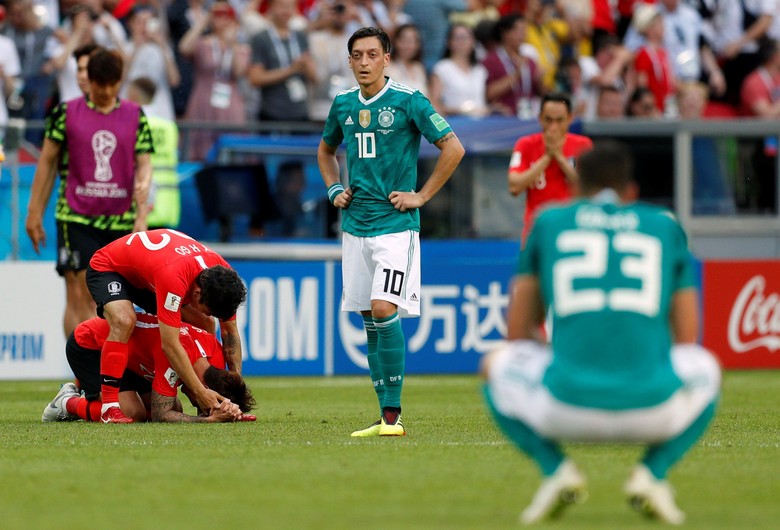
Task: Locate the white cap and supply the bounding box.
[633,3,662,34]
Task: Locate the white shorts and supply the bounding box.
[486,341,721,443]
[341,231,421,317]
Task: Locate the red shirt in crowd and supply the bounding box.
[75,313,225,397]
[509,132,593,241]
[89,229,235,327]
[740,67,780,116]
[634,45,676,112]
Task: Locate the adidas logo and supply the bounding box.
[410,293,418,302]
[345,116,354,125]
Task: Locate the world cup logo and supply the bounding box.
[92,130,117,182]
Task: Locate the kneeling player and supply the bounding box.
[42,313,255,423]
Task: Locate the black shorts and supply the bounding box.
[66,332,153,400]
[86,268,158,318]
[56,222,130,276]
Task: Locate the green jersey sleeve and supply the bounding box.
[409,91,452,145]
[135,108,155,155]
[322,97,345,147]
[45,102,67,144]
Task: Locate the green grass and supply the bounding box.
[1,372,778,530]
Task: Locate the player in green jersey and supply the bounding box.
[318,26,465,437]
[481,141,721,525]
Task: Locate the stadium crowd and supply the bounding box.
[1,0,779,161]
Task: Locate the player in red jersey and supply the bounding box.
[42,313,255,423]
[86,228,247,423]
[508,93,593,243]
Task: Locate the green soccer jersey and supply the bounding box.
[322,78,452,236]
[519,193,696,410]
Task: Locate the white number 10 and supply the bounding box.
[354,132,376,158]
[552,230,661,318]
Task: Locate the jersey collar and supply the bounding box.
[358,76,392,106]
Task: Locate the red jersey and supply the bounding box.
[89,229,234,327]
[74,314,226,397]
[740,67,780,116]
[509,132,593,241]
[634,45,676,112]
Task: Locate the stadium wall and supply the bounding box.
[1,246,777,380]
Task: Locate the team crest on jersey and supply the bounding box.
[359,109,371,128]
[378,108,395,127]
[108,281,121,296]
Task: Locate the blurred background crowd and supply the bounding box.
[0,0,778,162]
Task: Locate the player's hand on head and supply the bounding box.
[196,388,224,412]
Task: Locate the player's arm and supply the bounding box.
[506,274,545,341]
[508,152,551,196]
[220,319,242,374]
[159,321,224,411]
[133,152,153,232]
[318,139,352,208]
[25,138,61,254]
[389,132,465,212]
[670,288,700,344]
[150,390,238,422]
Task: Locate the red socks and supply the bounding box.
[100,341,129,406]
[65,397,103,422]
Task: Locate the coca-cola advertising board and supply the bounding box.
[702,261,780,369]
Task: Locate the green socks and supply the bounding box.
[362,314,384,413]
[374,312,406,410]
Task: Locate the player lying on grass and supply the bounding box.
[482,141,721,525]
[42,313,256,423]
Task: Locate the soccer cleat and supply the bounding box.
[41,383,80,422]
[624,465,686,525]
[100,406,135,424]
[378,415,405,436]
[351,419,382,437]
[520,460,588,525]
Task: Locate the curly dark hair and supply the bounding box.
[203,367,256,413]
[196,265,246,320]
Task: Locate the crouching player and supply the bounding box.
[481,142,721,525]
[42,313,255,423]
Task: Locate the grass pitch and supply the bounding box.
[1,372,778,530]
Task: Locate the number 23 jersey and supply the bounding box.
[322,78,452,237]
[520,198,695,410]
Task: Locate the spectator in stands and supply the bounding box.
[429,22,489,117]
[47,6,102,103]
[524,0,572,93]
[632,3,677,115]
[706,0,775,107]
[740,37,780,117]
[483,13,541,118]
[122,6,181,121]
[403,0,468,71]
[555,56,587,116]
[248,0,316,122]
[0,31,21,141]
[179,0,249,160]
[595,85,627,119]
[308,0,354,121]
[166,0,206,117]
[127,77,182,229]
[579,34,632,120]
[4,0,57,142]
[66,0,128,51]
[626,86,662,117]
[677,80,737,215]
[386,23,427,94]
[623,0,726,99]
[449,0,502,30]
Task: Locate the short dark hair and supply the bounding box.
[87,49,123,85]
[129,76,157,103]
[541,92,572,114]
[493,14,523,43]
[203,367,256,413]
[196,265,247,321]
[74,43,102,61]
[577,140,635,194]
[348,26,391,55]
